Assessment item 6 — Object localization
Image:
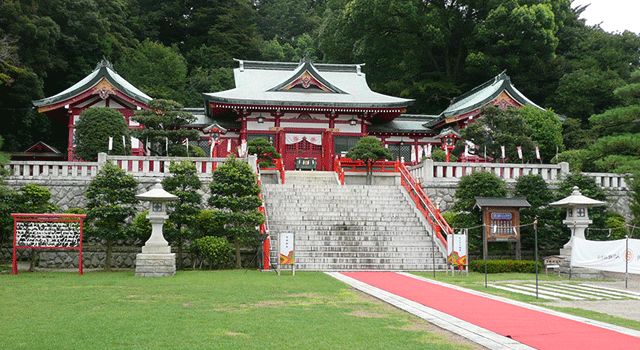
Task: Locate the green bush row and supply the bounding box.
[469,259,543,274]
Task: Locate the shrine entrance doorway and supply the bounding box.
[284,133,322,170]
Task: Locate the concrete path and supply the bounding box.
[328,272,640,350]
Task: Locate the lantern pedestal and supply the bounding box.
[135,253,176,277]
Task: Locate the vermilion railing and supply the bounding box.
[334,156,345,185]
[398,163,452,247]
[256,164,270,271]
[338,158,399,173]
[259,157,286,184]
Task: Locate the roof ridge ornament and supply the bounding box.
[95,58,114,71]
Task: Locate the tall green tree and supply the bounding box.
[86,162,139,271]
[514,175,563,250]
[117,39,188,104]
[345,136,393,185]
[162,160,202,270]
[74,107,129,161]
[130,99,199,156]
[208,156,264,268]
[461,106,536,163]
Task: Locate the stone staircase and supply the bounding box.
[262,171,447,271]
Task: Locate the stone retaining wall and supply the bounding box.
[1,246,259,269]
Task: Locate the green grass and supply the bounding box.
[412,271,640,331]
[0,270,475,350]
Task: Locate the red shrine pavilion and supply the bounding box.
[34,58,546,165]
[32,60,152,160]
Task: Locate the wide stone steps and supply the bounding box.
[262,180,447,271]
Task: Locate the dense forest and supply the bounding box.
[1,0,640,176]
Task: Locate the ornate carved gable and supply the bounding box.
[491,91,522,110]
[268,57,345,94]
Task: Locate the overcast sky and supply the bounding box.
[572,0,640,34]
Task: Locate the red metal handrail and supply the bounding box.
[334,156,345,185]
[255,164,270,270]
[337,158,399,173]
[398,163,452,247]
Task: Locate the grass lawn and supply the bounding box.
[0,270,476,350]
[412,271,640,331]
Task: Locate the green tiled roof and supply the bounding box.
[33,60,152,108]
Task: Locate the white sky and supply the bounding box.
[572,0,640,34]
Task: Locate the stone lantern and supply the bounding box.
[550,186,606,254]
[134,180,178,277]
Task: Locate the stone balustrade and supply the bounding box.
[408,159,631,191]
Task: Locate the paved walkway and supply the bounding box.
[328,272,640,350]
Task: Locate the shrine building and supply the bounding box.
[33,60,153,160]
[33,58,547,165]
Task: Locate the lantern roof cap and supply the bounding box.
[136,180,178,202]
[549,186,606,207]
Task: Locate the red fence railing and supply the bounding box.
[398,163,452,247]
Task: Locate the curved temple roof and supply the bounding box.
[203,57,414,112]
[33,60,152,108]
[427,71,545,127]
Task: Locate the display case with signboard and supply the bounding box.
[474,197,530,260]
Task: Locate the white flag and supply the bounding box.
[411,145,417,163]
[517,146,523,159]
[501,146,505,159]
[535,146,540,160]
[108,137,113,151]
[227,139,231,152]
[122,135,126,151]
[165,137,169,155]
[426,144,432,157]
[464,144,469,157]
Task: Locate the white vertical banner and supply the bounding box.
[447,233,468,267]
[165,137,169,155]
[517,146,523,159]
[278,232,295,276]
[464,144,469,157]
[535,146,541,160]
[122,135,126,151]
[426,144,432,157]
[411,145,416,163]
[501,146,505,159]
[227,139,232,152]
[108,137,113,151]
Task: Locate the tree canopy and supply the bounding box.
[208,156,264,268]
[74,107,130,161]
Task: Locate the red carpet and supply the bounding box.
[341,271,639,350]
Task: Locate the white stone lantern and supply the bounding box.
[134,180,178,277]
[550,186,606,253]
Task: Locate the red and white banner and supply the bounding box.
[535,146,541,160]
[501,146,505,159]
[426,144,432,157]
[572,237,640,274]
[447,233,468,267]
[285,134,322,145]
[517,146,522,159]
[279,232,295,265]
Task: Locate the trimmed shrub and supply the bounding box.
[191,236,233,269]
[469,259,542,274]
